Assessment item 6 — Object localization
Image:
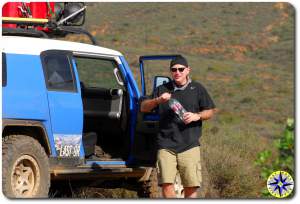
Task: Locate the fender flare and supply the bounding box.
[2,119,52,155]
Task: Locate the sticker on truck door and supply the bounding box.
[54,134,81,157]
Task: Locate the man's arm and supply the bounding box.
[140,93,171,112]
[198,109,216,120]
[183,108,216,124]
[140,97,160,113]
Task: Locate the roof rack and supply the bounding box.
[2,17,98,45]
[2,6,98,45]
[48,26,98,45]
[2,17,49,26]
[3,27,49,38]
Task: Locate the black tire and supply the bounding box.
[141,168,162,198]
[2,135,50,198]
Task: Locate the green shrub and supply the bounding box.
[255,118,294,197]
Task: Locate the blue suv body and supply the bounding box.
[2,35,180,198]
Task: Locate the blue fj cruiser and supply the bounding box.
[1,31,187,198]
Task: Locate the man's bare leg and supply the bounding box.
[162,183,176,198]
[184,187,198,198]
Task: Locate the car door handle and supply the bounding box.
[110,88,123,97]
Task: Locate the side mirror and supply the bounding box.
[153,76,171,90]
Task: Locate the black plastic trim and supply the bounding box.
[2,52,7,87]
[2,119,52,155]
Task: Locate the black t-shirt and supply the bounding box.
[152,81,215,153]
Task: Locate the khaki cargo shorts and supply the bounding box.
[157,146,202,187]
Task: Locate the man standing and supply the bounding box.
[140,55,216,198]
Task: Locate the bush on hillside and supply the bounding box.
[255,118,294,197]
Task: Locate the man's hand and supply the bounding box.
[157,92,171,104]
[141,92,171,113]
[183,112,201,124]
[182,109,216,124]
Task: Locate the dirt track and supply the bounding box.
[49,158,219,198]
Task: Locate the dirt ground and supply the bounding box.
[49,160,219,199]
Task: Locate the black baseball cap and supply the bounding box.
[170,55,188,68]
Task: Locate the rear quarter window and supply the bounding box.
[41,51,77,92]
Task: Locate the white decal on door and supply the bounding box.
[54,134,81,157]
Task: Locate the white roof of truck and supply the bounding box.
[1,36,123,56]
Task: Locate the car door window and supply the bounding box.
[141,60,170,96]
[75,57,122,89]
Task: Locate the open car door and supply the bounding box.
[133,55,180,166]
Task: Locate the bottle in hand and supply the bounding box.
[168,98,187,122]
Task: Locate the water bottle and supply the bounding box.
[168,98,187,122]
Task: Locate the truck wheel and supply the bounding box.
[141,168,161,198]
[2,135,50,198]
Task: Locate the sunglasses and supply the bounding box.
[170,67,186,72]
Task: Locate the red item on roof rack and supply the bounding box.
[2,2,54,31]
[2,2,23,28]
